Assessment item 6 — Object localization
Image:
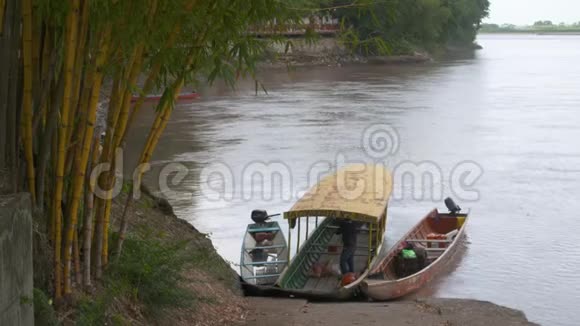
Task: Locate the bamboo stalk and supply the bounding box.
[31,6,41,111]
[90,26,113,280]
[57,0,81,296]
[0,0,5,35]
[37,75,64,211]
[83,137,99,287]
[94,72,124,271]
[101,196,112,266]
[50,129,58,244]
[0,0,10,168]
[73,228,82,285]
[113,45,145,150]
[33,27,54,136]
[21,0,36,204]
[7,0,21,193]
[67,0,90,145]
[64,22,111,293]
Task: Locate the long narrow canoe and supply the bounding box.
[361,207,468,300]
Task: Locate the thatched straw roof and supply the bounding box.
[284,164,392,224]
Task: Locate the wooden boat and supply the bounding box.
[130,92,200,103]
[240,164,393,299]
[361,201,469,301]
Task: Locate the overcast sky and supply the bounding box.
[485,0,580,25]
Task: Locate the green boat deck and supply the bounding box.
[278,218,372,294]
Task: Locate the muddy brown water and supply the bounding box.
[124,34,580,326]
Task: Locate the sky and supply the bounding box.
[485,0,580,25]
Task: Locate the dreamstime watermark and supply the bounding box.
[89,123,483,204]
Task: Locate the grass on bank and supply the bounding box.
[34,224,237,326]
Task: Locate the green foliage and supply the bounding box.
[33,288,59,326]
[75,234,205,324]
[120,180,132,195]
[335,0,490,54]
[76,294,111,326]
[534,20,553,26]
[106,235,195,315]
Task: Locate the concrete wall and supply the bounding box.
[0,193,34,326]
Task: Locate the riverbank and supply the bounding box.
[258,37,434,69]
[11,169,536,325]
[102,186,535,325]
[257,51,433,69]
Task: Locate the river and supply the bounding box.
[126,34,580,326]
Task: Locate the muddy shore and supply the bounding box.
[245,297,537,326]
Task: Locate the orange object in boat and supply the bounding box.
[341,273,356,286]
[427,233,447,248]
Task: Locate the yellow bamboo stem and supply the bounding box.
[83,137,100,287]
[101,197,112,266]
[73,229,81,285]
[59,0,79,294]
[67,0,90,144]
[62,20,112,295]
[21,0,36,205]
[114,46,145,149]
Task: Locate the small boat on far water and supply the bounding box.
[130,91,200,103]
[361,198,469,301]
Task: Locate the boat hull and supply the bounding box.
[362,209,468,301]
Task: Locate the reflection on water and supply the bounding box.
[126,34,580,326]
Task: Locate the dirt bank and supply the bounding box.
[245,297,537,326]
[56,188,248,325]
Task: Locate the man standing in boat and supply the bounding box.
[337,219,358,275]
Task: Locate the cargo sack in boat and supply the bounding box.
[414,247,428,269]
[401,249,417,259]
[395,249,421,278]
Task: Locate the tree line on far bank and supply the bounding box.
[327,0,490,54]
[481,21,580,33]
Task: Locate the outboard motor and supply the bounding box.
[444,197,461,214]
[251,209,269,223]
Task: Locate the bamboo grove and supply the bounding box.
[0,0,308,301]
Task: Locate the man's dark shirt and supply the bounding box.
[338,220,358,247]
